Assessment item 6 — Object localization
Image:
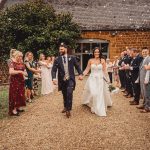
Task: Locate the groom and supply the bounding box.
[51,43,83,118]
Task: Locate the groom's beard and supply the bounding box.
[60,52,66,56]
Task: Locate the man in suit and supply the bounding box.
[140,62,150,112]
[123,49,133,98]
[118,52,126,89]
[52,43,83,118]
[128,48,143,105]
[136,47,150,109]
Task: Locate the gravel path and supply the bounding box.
[0,79,150,150]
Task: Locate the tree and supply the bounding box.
[0,0,80,59]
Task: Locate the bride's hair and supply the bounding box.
[93,47,102,59]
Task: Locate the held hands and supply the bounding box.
[78,75,83,80]
[53,79,57,85]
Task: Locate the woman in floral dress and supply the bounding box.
[9,51,26,116]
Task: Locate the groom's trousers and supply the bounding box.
[61,79,74,111]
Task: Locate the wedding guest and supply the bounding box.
[145,63,150,70]
[32,59,40,96]
[129,48,143,105]
[51,56,56,64]
[118,52,126,89]
[7,49,17,66]
[140,62,150,112]
[113,56,119,86]
[47,56,55,90]
[50,56,58,85]
[106,58,113,83]
[47,56,52,64]
[33,75,39,96]
[24,52,40,103]
[39,54,54,95]
[140,49,150,113]
[47,56,54,71]
[136,48,150,109]
[123,49,133,98]
[9,51,26,116]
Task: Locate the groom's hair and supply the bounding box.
[60,43,68,49]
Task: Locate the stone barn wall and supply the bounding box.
[81,31,150,59]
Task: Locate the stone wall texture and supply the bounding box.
[82,31,150,59]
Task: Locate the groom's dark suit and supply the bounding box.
[51,55,82,111]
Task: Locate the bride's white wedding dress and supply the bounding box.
[82,64,112,116]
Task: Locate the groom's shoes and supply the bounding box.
[130,101,139,105]
[61,108,67,113]
[66,111,71,118]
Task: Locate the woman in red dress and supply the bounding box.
[9,51,26,116]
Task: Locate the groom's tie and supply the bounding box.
[63,56,66,64]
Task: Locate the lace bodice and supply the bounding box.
[90,64,103,78]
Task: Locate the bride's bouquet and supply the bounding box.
[109,84,119,94]
[108,84,116,92]
[103,77,119,94]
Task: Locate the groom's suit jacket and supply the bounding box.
[51,55,82,91]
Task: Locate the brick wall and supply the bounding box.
[81,31,150,60]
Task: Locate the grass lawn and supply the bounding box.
[0,80,41,119]
[0,86,9,119]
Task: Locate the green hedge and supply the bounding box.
[0,0,81,59]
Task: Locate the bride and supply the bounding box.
[82,47,112,116]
